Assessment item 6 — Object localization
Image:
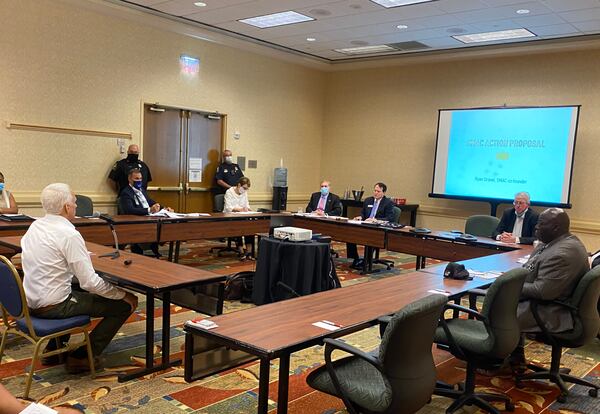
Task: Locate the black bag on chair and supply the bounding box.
[224,271,254,302]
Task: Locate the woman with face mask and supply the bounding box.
[223,177,253,259]
[0,172,19,214]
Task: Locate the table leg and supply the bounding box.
[257,358,270,414]
[174,241,181,263]
[168,242,174,262]
[415,256,422,270]
[410,209,417,227]
[277,354,290,414]
[162,291,171,366]
[118,289,180,382]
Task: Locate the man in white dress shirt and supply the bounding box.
[491,191,539,245]
[22,183,138,373]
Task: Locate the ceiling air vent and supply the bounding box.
[387,41,431,51]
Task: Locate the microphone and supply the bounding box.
[98,213,120,259]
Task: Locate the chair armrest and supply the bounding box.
[323,338,384,374]
[377,315,392,337]
[529,299,577,346]
[468,288,488,315]
[445,303,488,323]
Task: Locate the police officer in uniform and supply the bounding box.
[215,149,244,194]
[108,144,153,195]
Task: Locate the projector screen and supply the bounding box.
[430,105,580,207]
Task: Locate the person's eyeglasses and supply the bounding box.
[513,201,527,206]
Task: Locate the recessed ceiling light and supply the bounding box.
[193,1,207,6]
[396,24,408,29]
[516,9,530,15]
[306,37,316,42]
[453,28,535,44]
[334,45,396,55]
[370,0,435,8]
[239,11,314,28]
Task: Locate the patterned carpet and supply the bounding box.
[1,241,599,413]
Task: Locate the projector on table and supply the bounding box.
[273,227,312,242]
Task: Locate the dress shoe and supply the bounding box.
[41,353,65,366]
[350,258,364,270]
[65,355,100,374]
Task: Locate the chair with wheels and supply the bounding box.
[516,266,600,402]
[306,294,447,414]
[209,194,239,256]
[372,206,402,271]
[0,256,95,398]
[465,215,500,238]
[434,268,528,414]
[75,194,94,217]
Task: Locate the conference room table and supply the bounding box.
[0,236,226,382]
[0,215,160,246]
[183,246,529,414]
[291,215,522,271]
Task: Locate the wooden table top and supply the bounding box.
[0,236,224,292]
[187,270,494,358]
[418,246,533,276]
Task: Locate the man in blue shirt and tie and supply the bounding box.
[348,182,395,268]
[305,180,342,216]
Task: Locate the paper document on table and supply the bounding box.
[312,321,341,331]
[468,269,502,279]
[517,255,530,264]
[428,289,451,296]
[231,211,260,214]
[185,318,218,330]
[149,209,170,217]
[347,220,362,225]
[161,211,210,218]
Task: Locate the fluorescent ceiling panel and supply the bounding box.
[369,0,436,8]
[334,44,396,55]
[239,11,314,28]
[453,28,536,43]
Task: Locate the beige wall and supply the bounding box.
[0,0,326,214]
[322,50,600,250]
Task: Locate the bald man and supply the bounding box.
[509,208,590,370]
[517,208,589,333]
[108,144,153,195]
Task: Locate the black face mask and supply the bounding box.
[126,153,139,162]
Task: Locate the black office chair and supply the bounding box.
[372,206,402,271]
[516,266,600,402]
[465,215,500,238]
[75,194,94,217]
[307,294,447,414]
[434,268,528,414]
[209,194,238,256]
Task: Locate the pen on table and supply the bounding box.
[322,320,343,328]
[432,289,452,294]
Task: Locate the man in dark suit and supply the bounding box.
[347,182,396,268]
[492,191,539,244]
[119,168,171,256]
[510,208,589,369]
[305,180,342,216]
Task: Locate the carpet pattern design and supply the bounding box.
[1,241,599,413]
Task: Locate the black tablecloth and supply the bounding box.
[252,237,338,305]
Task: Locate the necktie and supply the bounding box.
[317,195,327,210]
[369,199,379,219]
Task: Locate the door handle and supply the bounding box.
[146,185,183,192]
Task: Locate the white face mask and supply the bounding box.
[224,156,233,164]
[238,187,246,194]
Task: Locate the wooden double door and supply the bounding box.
[142,104,223,213]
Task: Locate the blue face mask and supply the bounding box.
[320,186,329,196]
[0,183,4,192]
[133,180,143,190]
